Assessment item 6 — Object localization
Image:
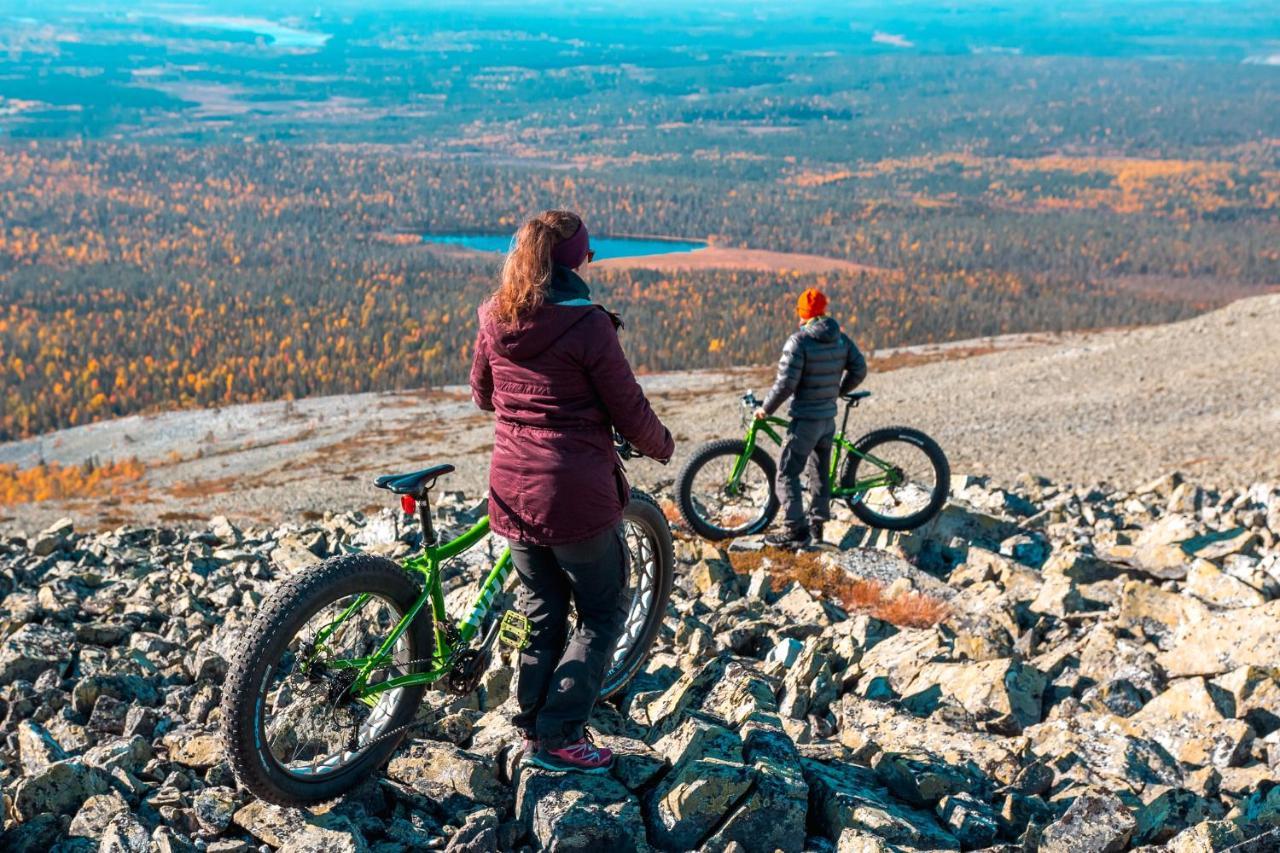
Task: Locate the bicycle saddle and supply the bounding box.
[373,464,455,496]
[842,390,872,402]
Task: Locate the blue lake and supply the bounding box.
[423,233,707,260]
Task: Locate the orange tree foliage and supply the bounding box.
[0,457,145,507]
[0,142,1275,440]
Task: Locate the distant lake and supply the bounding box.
[148,14,331,48]
[423,233,707,260]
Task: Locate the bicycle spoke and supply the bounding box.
[688,453,771,535]
[260,592,411,778]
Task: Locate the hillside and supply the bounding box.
[2,454,1278,850]
[2,294,1277,534]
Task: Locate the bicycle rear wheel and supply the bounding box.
[599,490,675,699]
[839,426,950,531]
[221,554,434,806]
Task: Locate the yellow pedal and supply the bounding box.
[498,610,531,650]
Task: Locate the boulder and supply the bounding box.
[1125,678,1254,768]
[443,808,498,853]
[1211,665,1280,734]
[161,729,224,768]
[1114,581,1209,650]
[1158,600,1280,677]
[1185,559,1267,608]
[936,792,1000,849]
[386,741,510,816]
[1164,820,1247,852]
[68,791,130,838]
[517,767,649,852]
[0,623,76,684]
[1039,788,1134,852]
[838,694,1029,788]
[854,628,949,700]
[803,758,958,850]
[193,786,239,835]
[900,658,1046,734]
[1132,786,1223,846]
[1023,712,1183,795]
[233,800,368,851]
[16,719,68,773]
[31,517,74,556]
[10,758,111,822]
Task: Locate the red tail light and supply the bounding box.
[400,495,416,514]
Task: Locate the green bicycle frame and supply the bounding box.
[307,513,515,701]
[734,406,901,498]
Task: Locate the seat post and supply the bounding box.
[417,491,437,547]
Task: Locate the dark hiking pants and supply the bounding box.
[777,416,836,535]
[509,526,628,749]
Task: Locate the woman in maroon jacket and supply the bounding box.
[470,209,674,772]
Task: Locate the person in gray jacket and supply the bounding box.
[754,287,867,547]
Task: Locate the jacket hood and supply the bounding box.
[801,316,841,343]
[481,267,598,360]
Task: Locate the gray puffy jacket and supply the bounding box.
[761,317,867,420]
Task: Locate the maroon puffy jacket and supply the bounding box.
[469,292,674,545]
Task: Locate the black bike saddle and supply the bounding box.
[842,390,872,402]
[373,464,455,496]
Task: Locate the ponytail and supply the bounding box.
[491,210,582,328]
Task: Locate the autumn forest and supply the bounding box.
[1,3,1277,441]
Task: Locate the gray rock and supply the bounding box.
[10,758,111,822]
[517,766,649,852]
[16,719,68,773]
[443,807,497,853]
[0,623,76,684]
[99,813,151,853]
[193,786,239,834]
[803,758,959,850]
[233,800,368,851]
[1039,788,1135,853]
[68,791,130,838]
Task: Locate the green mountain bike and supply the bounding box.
[676,390,950,540]
[221,445,673,806]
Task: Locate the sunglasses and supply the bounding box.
[586,249,596,264]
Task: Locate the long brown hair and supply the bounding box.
[491,210,583,328]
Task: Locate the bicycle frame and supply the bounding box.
[732,400,902,498]
[306,513,515,701]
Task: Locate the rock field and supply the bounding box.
[3,471,1280,852]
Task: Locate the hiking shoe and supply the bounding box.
[764,529,810,549]
[810,523,824,545]
[528,733,613,774]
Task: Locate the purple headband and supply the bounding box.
[551,221,590,269]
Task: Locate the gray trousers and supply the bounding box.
[509,526,628,749]
[777,417,836,534]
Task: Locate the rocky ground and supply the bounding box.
[2,469,1280,851]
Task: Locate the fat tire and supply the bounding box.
[599,489,676,699]
[221,553,433,806]
[841,426,950,531]
[675,438,779,541]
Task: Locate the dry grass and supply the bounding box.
[730,546,949,628]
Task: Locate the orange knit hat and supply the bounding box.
[796,288,828,320]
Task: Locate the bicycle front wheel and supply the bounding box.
[676,438,778,540]
[840,426,950,531]
[221,554,434,806]
[599,490,675,699]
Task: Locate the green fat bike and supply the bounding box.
[676,390,950,540]
[221,443,673,806]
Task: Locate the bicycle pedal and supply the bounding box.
[497,611,532,650]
